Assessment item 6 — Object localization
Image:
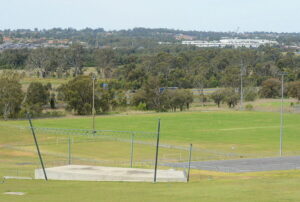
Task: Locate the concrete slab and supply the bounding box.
[4,176,32,180]
[3,192,26,196]
[35,165,187,182]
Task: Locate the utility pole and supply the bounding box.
[240,58,244,110]
[279,72,288,156]
[92,75,96,132]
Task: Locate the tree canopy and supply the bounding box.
[0,71,23,119]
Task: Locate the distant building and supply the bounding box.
[3,37,12,42]
[175,34,196,41]
[181,38,278,48]
[0,42,41,51]
[158,42,172,45]
[182,40,221,47]
[284,45,300,50]
[220,38,278,48]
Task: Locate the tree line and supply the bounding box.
[1,45,300,90]
[1,70,300,119]
[210,78,300,108]
[2,28,300,46]
[0,71,195,119]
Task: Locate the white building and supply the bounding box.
[182,38,278,48]
[182,40,222,47]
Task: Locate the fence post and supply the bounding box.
[27,113,48,181]
[130,133,134,168]
[154,119,161,183]
[68,136,71,165]
[187,144,193,182]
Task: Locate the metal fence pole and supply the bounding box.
[27,113,47,181]
[68,136,71,165]
[279,72,287,156]
[187,144,193,182]
[130,133,134,168]
[154,119,161,183]
[240,58,244,110]
[92,76,96,132]
[280,73,284,156]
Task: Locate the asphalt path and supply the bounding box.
[165,156,300,173]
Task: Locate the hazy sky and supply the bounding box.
[1,0,299,32]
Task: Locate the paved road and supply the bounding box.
[165,156,300,173]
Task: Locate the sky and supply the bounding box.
[1,0,299,32]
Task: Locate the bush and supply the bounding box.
[136,102,147,111]
[26,82,50,106]
[41,111,65,118]
[18,109,65,119]
[245,104,254,111]
[21,103,43,116]
[259,78,281,98]
[287,81,300,101]
[132,77,193,112]
[244,87,258,101]
[222,88,239,108]
[0,71,24,119]
[210,89,225,107]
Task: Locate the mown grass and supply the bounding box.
[1,170,300,202]
[1,110,300,177]
[4,111,300,155]
[1,111,300,201]
[257,101,292,107]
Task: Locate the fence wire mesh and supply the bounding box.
[2,119,300,181]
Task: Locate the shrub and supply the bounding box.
[259,78,281,98]
[136,102,147,111]
[18,109,65,119]
[244,87,258,101]
[222,88,239,108]
[210,89,225,107]
[245,104,254,111]
[287,81,300,101]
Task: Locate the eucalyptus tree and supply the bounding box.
[0,71,23,119]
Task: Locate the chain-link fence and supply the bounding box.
[2,117,300,181]
[0,121,191,182]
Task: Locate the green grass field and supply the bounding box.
[1,170,300,202]
[1,111,300,201]
[5,110,300,154]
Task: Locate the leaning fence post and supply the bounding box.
[130,133,134,168]
[187,144,193,182]
[27,113,48,181]
[154,119,161,183]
